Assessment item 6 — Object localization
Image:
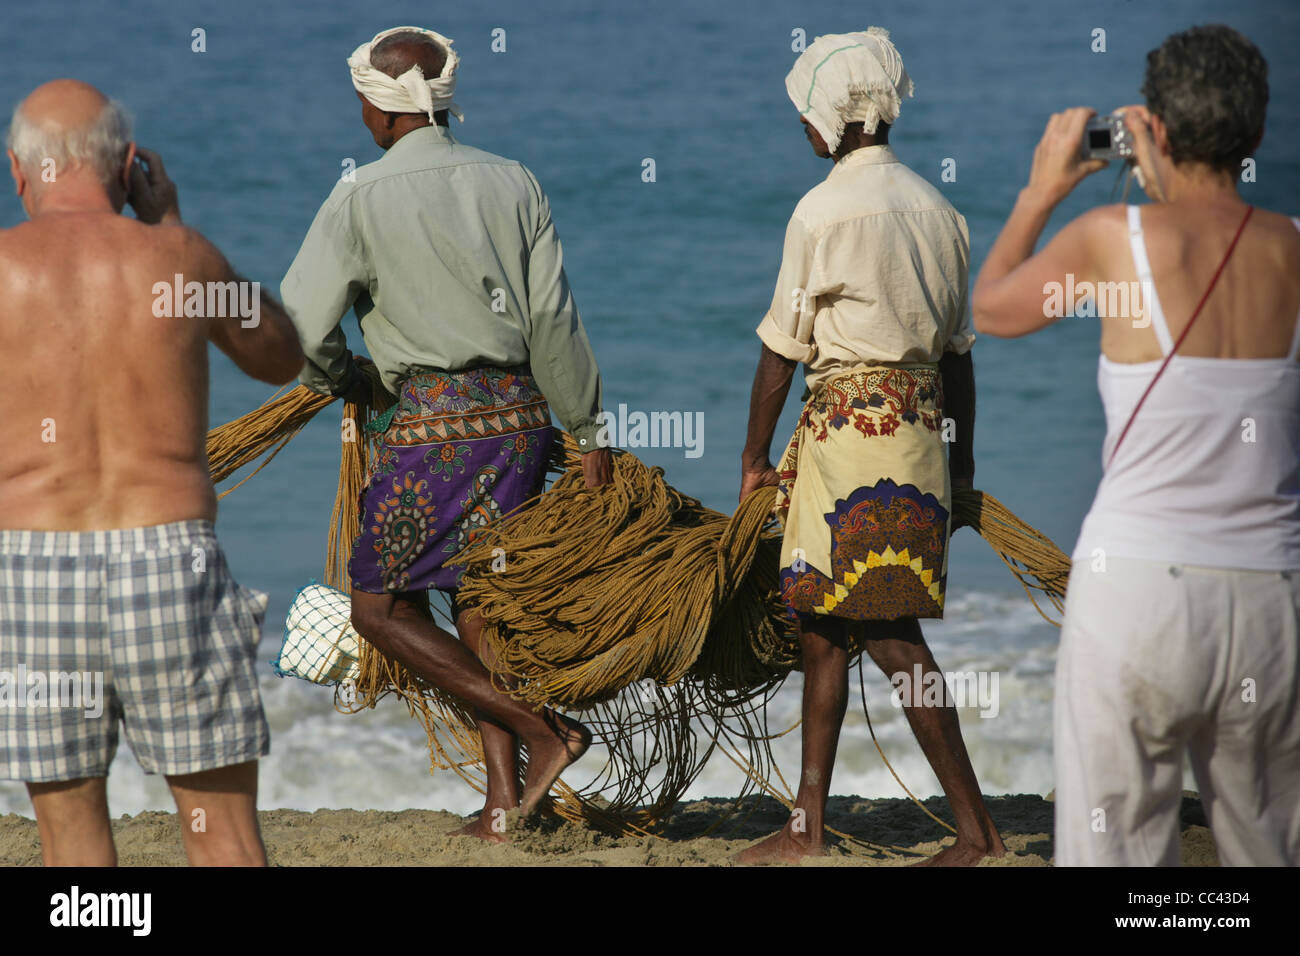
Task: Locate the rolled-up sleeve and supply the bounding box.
[946,285,976,355]
[521,173,605,449]
[756,214,818,364]
[281,189,370,394]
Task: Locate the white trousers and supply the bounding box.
[1054,557,1300,866]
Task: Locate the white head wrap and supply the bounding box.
[785,28,913,153]
[348,26,464,123]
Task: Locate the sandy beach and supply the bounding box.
[0,792,1219,866]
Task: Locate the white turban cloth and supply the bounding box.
[348,26,464,123]
[785,27,913,153]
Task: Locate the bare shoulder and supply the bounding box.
[0,219,49,260]
[1043,203,1127,278]
[1040,203,1126,255]
[1074,202,1127,241]
[1252,207,1300,249]
[146,222,234,280]
[1252,208,1300,303]
[0,223,41,297]
[1083,202,1128,254]
[0,221,27,257]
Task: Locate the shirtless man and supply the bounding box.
[0,79,303,865]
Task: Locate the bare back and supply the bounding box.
[1095,202,1300,364]
[0,213,224,530]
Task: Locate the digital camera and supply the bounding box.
[1081,112,1134,162]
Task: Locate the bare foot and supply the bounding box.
[450,809,512,844]
[518,711,591,817]
[735,825,824,865]
[912,833,1006,866]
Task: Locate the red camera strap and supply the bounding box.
[1106,204,1254,469]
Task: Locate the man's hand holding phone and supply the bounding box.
[128,146,182,225]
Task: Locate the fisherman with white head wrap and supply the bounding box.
[347,26,464,124]
[738,28,1004,865]
[281,27,610,838]
[784,28,914,153]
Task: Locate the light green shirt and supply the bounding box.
[281,124,605,447]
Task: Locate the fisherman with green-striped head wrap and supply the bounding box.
[737,28,1005,865]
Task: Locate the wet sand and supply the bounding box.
[0,792,1219,866]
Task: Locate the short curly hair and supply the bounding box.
[1141,24,1268,173]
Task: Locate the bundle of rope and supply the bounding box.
[206,371,1073,835]
[455,439,795,708]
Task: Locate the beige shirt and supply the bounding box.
[756,145,974,392]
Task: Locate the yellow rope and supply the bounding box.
[206,379,1073,835]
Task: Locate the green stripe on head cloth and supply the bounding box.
[785,27,914,153]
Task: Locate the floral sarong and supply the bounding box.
[774,364,950,621]
[349,366,554,594]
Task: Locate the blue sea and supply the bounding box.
[1,0,1296,819]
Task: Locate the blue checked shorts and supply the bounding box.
[0,520,270,782]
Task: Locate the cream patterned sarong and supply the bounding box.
[775,364,950,620]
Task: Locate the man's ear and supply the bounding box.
[7,149,25,197]
[121,141,137,192]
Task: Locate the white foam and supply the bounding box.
[0,589,1075,820]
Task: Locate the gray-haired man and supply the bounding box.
[0,79,304,865]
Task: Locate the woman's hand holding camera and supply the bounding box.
[1025,107,1109,206]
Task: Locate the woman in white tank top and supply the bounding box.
[971,26,1300,867]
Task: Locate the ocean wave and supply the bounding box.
[0,587,1067,819]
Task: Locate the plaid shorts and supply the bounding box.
[0,520,270,782]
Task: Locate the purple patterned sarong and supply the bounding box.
[349,366,555,594]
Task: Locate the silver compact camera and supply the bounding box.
[1081,111,1134,162]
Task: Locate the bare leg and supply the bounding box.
[451,605,520,842]
[865,618,1005,866]
[351,588,589,819]
[737,616,850,864]
[27,777,116,866]
[166,760,267,866]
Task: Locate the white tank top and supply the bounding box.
[1072,206,1300,571]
